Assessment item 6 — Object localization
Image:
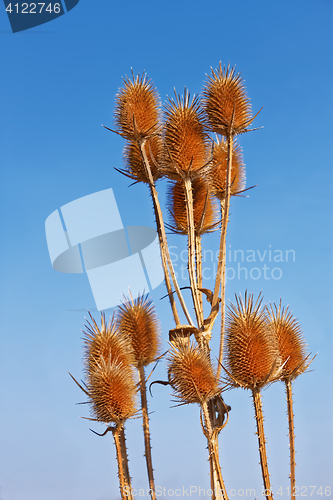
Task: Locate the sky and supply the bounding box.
[0,0,333,499]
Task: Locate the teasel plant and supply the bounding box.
[224,292,283,500]
[167,340,229,500]
[266,302,314,498]
[203,63,262,378]
[117,293,161,500]
[107,71,192,328]
[70,312,138,500]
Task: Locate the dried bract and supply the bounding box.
[117,294,160,367]
[115,72,160,142]
[168,341,220,404]
[225,292,280,390]
[267,302,308,381]
[203,63,252,136]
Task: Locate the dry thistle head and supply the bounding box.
[162,90,210,179]
[203,63,252,136]
[167,177,219,234]
[168,341,220,404]
[123,136,163,183]
[209,138,246,199]
[117,294,160,367]
[267,302,308,381]
[225,292,280,390]
[114,72,161,142]
[87,358,137,424]
[83,312,135,375]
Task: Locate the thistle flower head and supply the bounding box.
[203,63,252,136]
[117,294,160,367]
[83,312,135,375]
[114,72,161,142]
[209,138,246,199]
[168,341,220,404]
[123,136,163,183]
[267,302,308,381]
[167,177,219,234]
[162,90,210,179]
[87,357,138,424]
[225,292,280,390]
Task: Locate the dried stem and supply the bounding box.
[215,135,233,379]
[138,364,156,500]
[252,390,273,500]
[140,141,194,326]
[285,379,296,498]
[113,424,134,500]
[184,176,201,326]
[195,233,204,323]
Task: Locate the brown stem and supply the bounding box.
[252,390,273,500]
[184,176,201,326]
[140,142,194,326]
[195,233,204,324]
[113,424,133,500]
[285,379,296,498]
[215,135,233,379]
[202,403,229,500]
[138,364,156,500]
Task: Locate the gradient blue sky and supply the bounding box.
[1,1,332,499]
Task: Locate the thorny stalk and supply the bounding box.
[285,379,296,498]
[113,424,134,500]
[195,233,204,323]
[138,364,157,500]
[140,141,194,326]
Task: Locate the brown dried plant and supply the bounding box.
[225,292,281,500]
[114,72,161,142]
[267,302,311,499]
[117,294,161,500]
[210,138,246,199]
[122,136,163,183]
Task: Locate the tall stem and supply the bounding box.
[215,135,233,378]
[252,390,273,500]
[184,176,201,326]
[285,379,296,498]
[195,233,204,324]
[138,364,156,500]
[113,424,133,500]
[140,142,194,326]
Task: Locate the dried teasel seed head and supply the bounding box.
[168,341,221,404]
[83,312,135,375]
[267,302,308,381]
[225,292,281,390]
[123,136,163,183]
[203,63,252,136]
[167,177,219,234]
[114,72,161,142]
[117,294,160,367]
[87,358,137,424]
[209,138,246,199]
[162,90,210,179]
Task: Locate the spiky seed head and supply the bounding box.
[117,294,160,367]
[267,302,308,381]
[123,136,163,183]
[209,138,246,199]
[162,90,210,179]
[203,63,252,136]
[83,312,135,375]
[225,292,280,390]
[114,72,161,142]
[87,358,137,424]
[168,341,220,404]
[167,178,219,234]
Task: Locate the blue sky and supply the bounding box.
[0,0,332,499]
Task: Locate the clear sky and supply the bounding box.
[0,1,332,499]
